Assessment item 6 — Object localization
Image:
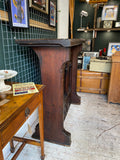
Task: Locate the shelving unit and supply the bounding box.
[77,3,120,51]
[77,28,120,32]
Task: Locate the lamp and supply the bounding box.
[79,10,88,31]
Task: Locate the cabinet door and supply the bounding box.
[108,61,120,103]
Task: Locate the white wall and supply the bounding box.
[57,0,69,39]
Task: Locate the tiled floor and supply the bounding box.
[7,92,120,160]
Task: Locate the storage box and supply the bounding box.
[89,57,112,73]
[77,69,110,94]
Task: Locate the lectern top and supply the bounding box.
[15,39,85,47]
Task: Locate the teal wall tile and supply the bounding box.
[0,0,57,84]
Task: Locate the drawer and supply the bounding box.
[1,93,41,148]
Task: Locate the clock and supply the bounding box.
[103,21,113,28]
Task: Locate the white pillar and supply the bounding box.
[57,0,69,39]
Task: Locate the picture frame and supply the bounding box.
[82,52,99,70]
[49,1,56,27]
[115,22,120,28]
[107,43,120,56]
[29,0,48,14]
[101,5,118,21]
[82,39,92,52]
[8,0,29,28]
[103,20,113,28]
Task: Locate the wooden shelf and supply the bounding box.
[77,28,120,32]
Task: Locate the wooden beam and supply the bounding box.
[69,0,75,39]
[13,136,41,146]
[11,142,26,160]
[79,0,108,3]
[0,10,56,31]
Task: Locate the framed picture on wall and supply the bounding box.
[49,1,56,27]
[29,0,49,14]
[101,5,118,21]
[8,0,29,28]
[107,42,120,56]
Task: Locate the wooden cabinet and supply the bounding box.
[77,69,110,94]
[108,52,120,103]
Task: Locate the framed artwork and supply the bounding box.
[107,43,120,56]
[101,5,118,21]
[82,39,92,52]
[82,52,99,70]
[29,0,48,14]
[8,0,29,28]
[115,22,120,28]
[103,20,113,28]
[49,1,56,27]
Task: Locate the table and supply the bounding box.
[0,84,45,160]
[16,39,84,145]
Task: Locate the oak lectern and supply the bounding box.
[16,39,84,145]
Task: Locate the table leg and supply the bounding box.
[10,138,15,153]
[0,142,4,160]
[38,91,45,160]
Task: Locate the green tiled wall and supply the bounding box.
[0,0,57,84]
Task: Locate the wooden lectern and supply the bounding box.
[16,39,84,145]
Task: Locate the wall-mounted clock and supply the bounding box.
[103,21,113,28]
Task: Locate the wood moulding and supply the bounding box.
[77,28,120,32]
[0,10,56,31]
[79,0,108,3]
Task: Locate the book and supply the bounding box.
[12,82,39,96]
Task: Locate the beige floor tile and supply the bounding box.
[6,92,120,160]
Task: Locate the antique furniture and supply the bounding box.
[15,39,84,145]
[0,84,45,160]
[108,51,120,103]
[77,69,110,94]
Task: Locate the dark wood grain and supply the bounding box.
[16,39,84,145]
[15,39,84,47]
